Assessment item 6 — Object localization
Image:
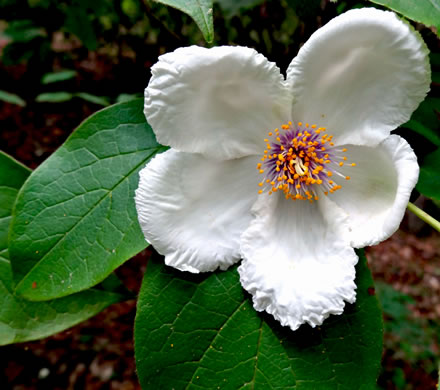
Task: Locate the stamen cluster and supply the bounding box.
[257,122,355,202]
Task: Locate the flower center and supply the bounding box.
[256,121,356,202]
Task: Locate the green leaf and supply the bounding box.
[215,0,263,18]
[402,97,440,146]
[9,99,167,301]
[135,251,383,389]
[0,152,124,346]
[116,93,143,104]
[416,148,440,201]
[154,0,214,42]
[1,20,45,42]
[63,5,98,50]
[41,70,77,84]
[35,92,74,103]
[0,257,124,346]
[367,0,440,36]
[0,90,26,107]
[75,92,110,106]
[0,152,32,253]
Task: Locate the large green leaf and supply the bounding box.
[154,0,214,42]
[0,152,124,345]
[135,251,383,389]
[417,148,440,201]
[9,99,166,301]
[402,97,440,146]
[0,152,32,253]
[367,0,440,36]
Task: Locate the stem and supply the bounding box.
[407,202,440,233]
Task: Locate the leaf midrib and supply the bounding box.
[14,145,165,293]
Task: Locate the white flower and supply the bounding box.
[135,8,430,331]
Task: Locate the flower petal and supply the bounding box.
[329,135,419,248]
[135,149,260,273]
[145,46,290,160]
[239,194,358,331]
[287,8,430,146]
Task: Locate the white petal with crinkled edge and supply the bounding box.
[135,149,260,273]
[287,8,430,147]
[238,194,358,331]
[144,46,291,160]
[328,135,419,248]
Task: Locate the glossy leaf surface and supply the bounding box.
[9,99,166,301]
[368,0,440,36]
[135,251,383,389]
[154,0,214,42]
[0,152,124,345]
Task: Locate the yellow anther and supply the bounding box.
[258,190,263,194]
[264,138,269,142]
[345,176,351,180]
[288,121,292,125]
[298,122,302,126]
[321,147,326,151]
[305,123,309,127]
[258,182,264,187]
[342,148,347,152]
[327,171,333,177]
[268,132,273,136]
[276,137,281,142]
[351,163,356,167]
[257,163,262,168]
[339,162,344,166]
[259,169,264,174]
[343,157,347,161]
[296,184,301,189]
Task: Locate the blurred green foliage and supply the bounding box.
[376,282,440,388]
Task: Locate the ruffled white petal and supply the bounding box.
[239,194,358,331]
[329,134,419,248]
[287,8,430,147]
[135,149,260,273]
[145,45,291,160]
